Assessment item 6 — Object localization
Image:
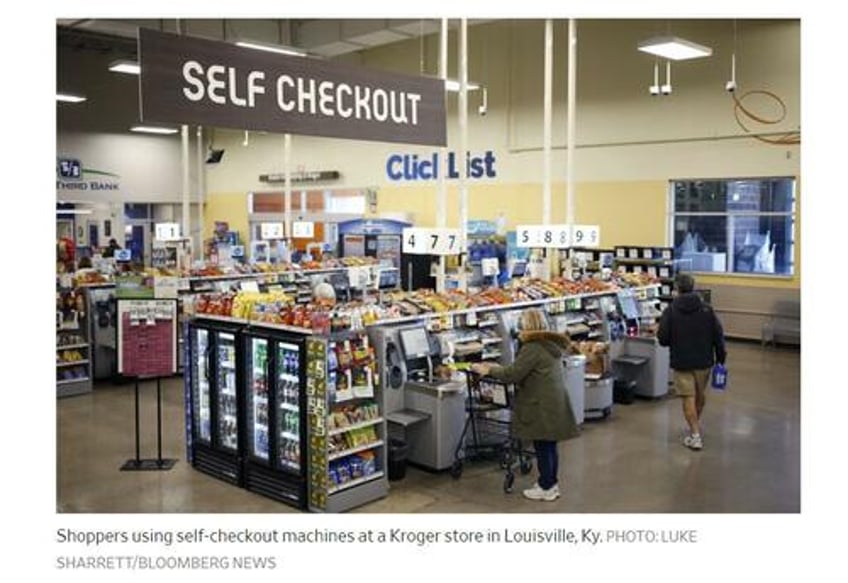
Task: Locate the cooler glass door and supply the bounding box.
[191,328,211,443]
[216,332,238,451]
[246,336,270,461]
[275,341,302,473]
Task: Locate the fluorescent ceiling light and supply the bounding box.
[56,208,93,215]
[130,126,179,135]
[445,79,481,92]
[236,41,307,57]
[637,36,712,61]
[57,93,87,103]
[109,60,140,75]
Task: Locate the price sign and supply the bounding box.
[515,224,571,248]
[260,222,284,240]
[240,281,260,292]
[402,227,462,255]
[154,222,181,241]
[571,225,600,248]
[292,221,315,239]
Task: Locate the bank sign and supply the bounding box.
[139,29,446,146]
[56,158,120,192]
[386,150,497,181]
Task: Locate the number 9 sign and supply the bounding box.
[572,225,600,248]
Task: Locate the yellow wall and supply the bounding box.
[204,192,250,244]
[375,178,801,289]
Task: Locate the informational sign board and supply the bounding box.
[117,299,178,377]
[516,224,571,249]
[260,222,284,240]
[515,224,601,249]
[154,223,181,242]
[139,29,446,146]
[292,221,315,239]
[402,227,462,256]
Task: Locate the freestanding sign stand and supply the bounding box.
[117,298,179,472]
[120,375,177,471]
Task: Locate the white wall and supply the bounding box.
[203,18,800,193]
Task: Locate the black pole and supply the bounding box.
[156,377,163,464]
[134,378,141,464]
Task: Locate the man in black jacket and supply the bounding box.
[657,273,726,451]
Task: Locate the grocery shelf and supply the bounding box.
[328,417,384,437]
[481,337,502,345]
[57,377,90,385]
[482,351,502,360]
[56,343,89,350]
[57,360,89,367]
[278,373,300,383]
[329,439,384,461]
[279,402,299,412]
[281,431,300,441]
[279,459,300,472]
[328,471,385,495]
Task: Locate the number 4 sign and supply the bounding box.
[403,227,462,256]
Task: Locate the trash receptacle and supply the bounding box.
[613,379,637,405]
[388,438,409,481]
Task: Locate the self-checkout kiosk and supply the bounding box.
[367,323,466,471]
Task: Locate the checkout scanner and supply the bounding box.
[370,323,467,471]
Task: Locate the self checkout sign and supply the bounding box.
[403,227,462,256]
[516,225,571,248]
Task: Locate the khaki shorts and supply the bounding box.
[673,368,712,398]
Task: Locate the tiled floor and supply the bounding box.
[57,340,800,513]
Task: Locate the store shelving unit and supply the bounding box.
[562,247,615,280]
[56,283,93,397]
[307,330,387,513]
[614,246,675,310]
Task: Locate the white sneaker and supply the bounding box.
[523,482,560,501]
[683,434,703,451]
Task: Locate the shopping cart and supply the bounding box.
[450,371,534,493]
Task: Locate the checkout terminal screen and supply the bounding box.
[400,327,430,360]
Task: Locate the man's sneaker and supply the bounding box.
[683,434,703,451]
[523,482,560,501]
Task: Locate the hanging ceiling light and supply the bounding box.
[130,126,179,135]
[444,79,481,92]
[57,93,87,103]
[235,40,307,57]
[109,60,141,75]
[637,36,712,61]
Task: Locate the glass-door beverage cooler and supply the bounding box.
[187,319,243,485]
[242,326,307,508]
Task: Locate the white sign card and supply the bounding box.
[402,227,463,256]
[571,225,601,247]
[292,221,315,239]
[515,224,571,249]
[154,222,181,241]
[260,222,284,240]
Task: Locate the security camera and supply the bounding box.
[661,84,672,95]
[478,104,487,116]
[649,85,660,96]
[725,80,737,93]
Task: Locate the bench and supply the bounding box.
[761,299,801,347]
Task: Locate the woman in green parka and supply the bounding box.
[472,308,579,501]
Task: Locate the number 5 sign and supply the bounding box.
[403,227,462,256]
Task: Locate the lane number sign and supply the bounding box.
[402,227,463,256]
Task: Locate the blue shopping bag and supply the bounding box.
[711,364,728,390]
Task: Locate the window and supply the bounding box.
[669,178,796,276]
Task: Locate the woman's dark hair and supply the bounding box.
[675,273,695,294]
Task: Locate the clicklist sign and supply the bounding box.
[386,151,496,181]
